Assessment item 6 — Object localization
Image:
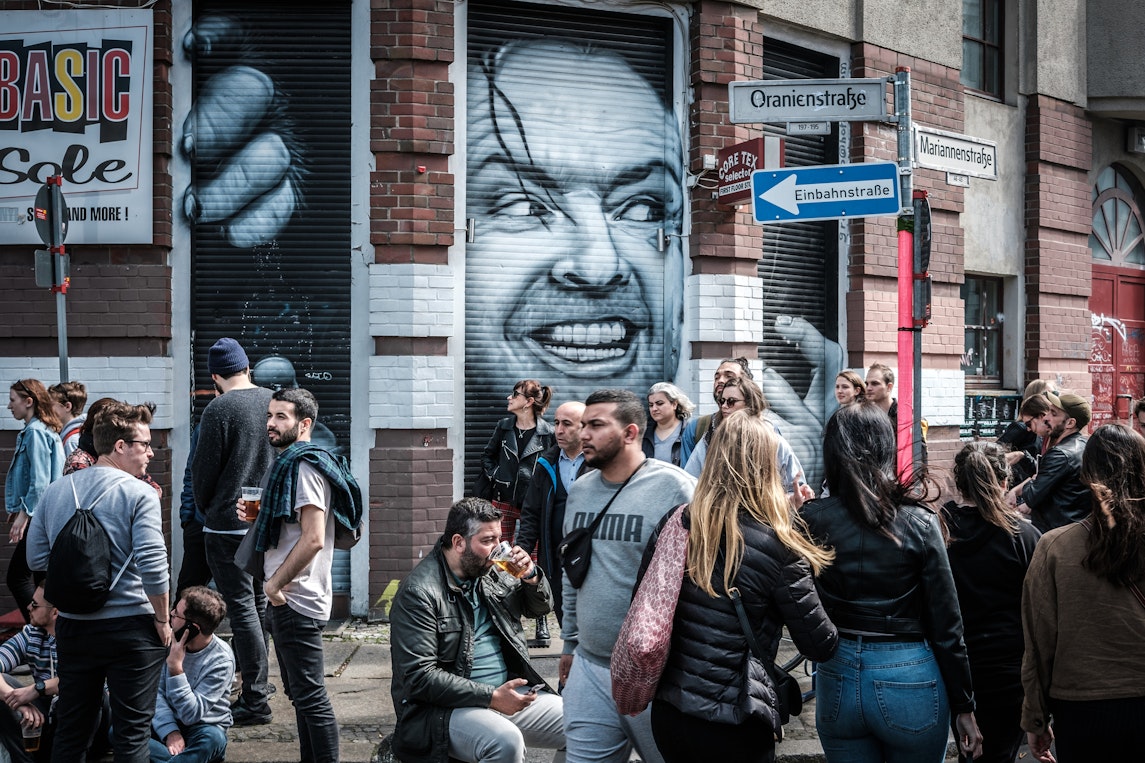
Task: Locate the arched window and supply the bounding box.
[1090,165,1145,266]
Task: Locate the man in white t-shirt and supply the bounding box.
[242,388,340,762]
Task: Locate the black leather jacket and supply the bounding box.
[1021,431,1091,533]
[800,496,975,714]
[388,542,554,763]
[475,416,556,507]
[642,508,837,734]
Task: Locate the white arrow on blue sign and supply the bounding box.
[752,161,902,223]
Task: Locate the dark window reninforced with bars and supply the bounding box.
[962,0,1003,97]
[962,275,1003,384]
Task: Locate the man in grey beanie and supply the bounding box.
[192,337,277,725]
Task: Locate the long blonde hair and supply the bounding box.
[687,411,833,596]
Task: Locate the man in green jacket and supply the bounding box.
[389,498,564,763]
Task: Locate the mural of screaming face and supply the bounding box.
[464,31,684,473]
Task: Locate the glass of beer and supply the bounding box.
[22,721,41,752]
[240,487,263,523]
[489,541,528,578]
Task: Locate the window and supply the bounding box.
[962,276,1003,383]
[962,0,1003,97]
[1090,165,1145,266]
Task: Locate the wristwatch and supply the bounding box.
[521,566,539,581]
[34,679,45,696]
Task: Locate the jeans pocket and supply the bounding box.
[815,665,845,724]
[874,679,940,734]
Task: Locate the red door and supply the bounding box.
[1089,265,1145,429]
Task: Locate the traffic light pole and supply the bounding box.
[894,67,915,478]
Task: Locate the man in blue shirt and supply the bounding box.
[517,401,589,643]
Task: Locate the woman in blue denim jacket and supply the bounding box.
[5,379,64,621]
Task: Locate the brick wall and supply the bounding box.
[1024,95,1093,394]
[367,0,457,614]
[0,0,175,615]
[849,46,968,462]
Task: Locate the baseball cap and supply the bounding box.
[1045,391,1091,429]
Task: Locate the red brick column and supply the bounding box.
[688,0,765,361]
[1024,96,1093,393]
[368,0,456,615]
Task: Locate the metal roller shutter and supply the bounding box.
[757,38,842,489]
[463,1,680,490]
[188,1,352,594]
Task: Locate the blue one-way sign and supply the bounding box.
[752,161,901,223]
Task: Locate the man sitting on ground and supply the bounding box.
[0,586,58,762]
[389,497,565,763]
[149,586,235,763]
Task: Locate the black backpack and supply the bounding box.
[43,477,134,615]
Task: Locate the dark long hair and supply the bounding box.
[952,441,1019,534]
[822,402,934,540]
[1079,424,1145,586]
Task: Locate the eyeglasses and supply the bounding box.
[12,381,31,399]
[509,391,526,399]
[28,601,44,611]
[718,397,745,408]
[124,440,152,450]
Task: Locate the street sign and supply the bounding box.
[33,180,68,247]
[913,125,997,180]
[752,161,902,223]
[729,78,888,124]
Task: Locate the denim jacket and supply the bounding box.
[5,418,64,516]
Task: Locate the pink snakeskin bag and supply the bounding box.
[611,504,689,716]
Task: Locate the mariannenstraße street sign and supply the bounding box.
[752,161,901,224]
[913,124,998,180]
[729,78,888,124]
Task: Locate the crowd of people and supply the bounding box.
[6,352,1145,763]
[1,335,361,763]
[395,362,1145,763]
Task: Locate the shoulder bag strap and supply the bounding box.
[585,459,647,535]
[728,586,768,663]
[1129,582,1145,612]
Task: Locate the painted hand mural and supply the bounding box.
[180,14,304,249]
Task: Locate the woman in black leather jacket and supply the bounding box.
[800,403,983,763]
[646,411,837,763]
[474,379,555,645]
[944,442,1040,763]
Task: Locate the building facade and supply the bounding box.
[0,0,1140,617]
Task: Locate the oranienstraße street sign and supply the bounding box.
[752,161,902,224]
[729,78,888,124]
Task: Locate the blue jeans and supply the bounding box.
[53,615,166,763]
[204,533,271,714]
[815,637,950,763]
[268,603,339,762]
[147,723,227,763]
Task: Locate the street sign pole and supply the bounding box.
[35,176,69,381]
[893,67,916,478]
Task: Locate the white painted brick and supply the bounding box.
[369,356,455,428]
[0,357,175,430]
[369,263,455,338]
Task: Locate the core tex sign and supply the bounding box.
[718,137,783,205]
[0,10,154,245]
